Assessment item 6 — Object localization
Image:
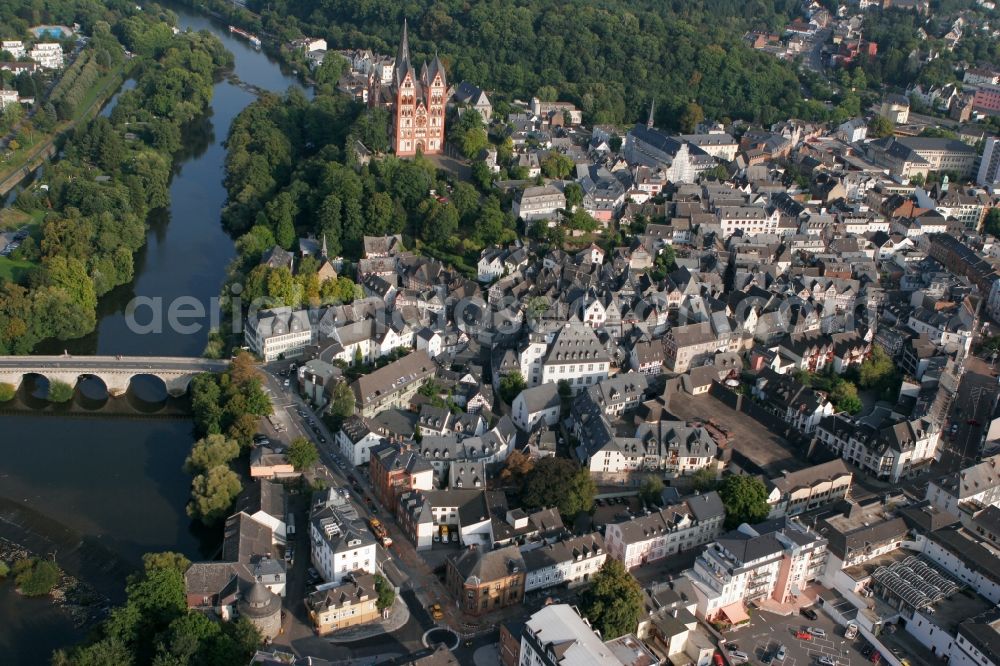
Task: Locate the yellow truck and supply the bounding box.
[368,518,393,548]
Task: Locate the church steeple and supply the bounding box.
[395,19,411,85]
[647,99,656,129]
[321,233,328,259]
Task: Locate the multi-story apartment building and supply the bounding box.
[580,419,719,477]
[716,205,782,238]
[578,373,650,420]
[305,572,380,635]
[687,518,827,621]
[868,136,978,179]
[539,322,611,391]
[522,533,606,592]
[351,350,435,417]
[979,137,1000,187]
[369,443,434,514]
[927,454,1000,527]
[663,320,742,373]
[519,604,626,666]
[604,492,725,569]
[29,42,63,68]
[511,383,561,432]
[1,40,25,59]
[445,544,525,616]
[816,499,909,592]
[974,84,1000,116]
[309,500,378,584]
[336,415,388,468]
[245,307,314,361]
[512,185,566,222]
[816,413,940,482]
[766,460,853,518]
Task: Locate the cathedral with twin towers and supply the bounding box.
[367,20,447,157]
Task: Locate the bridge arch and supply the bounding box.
[0,356,227,399]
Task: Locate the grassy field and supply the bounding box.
[0,256,34,283]
[0,208,44,283]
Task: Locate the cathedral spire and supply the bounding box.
[395,18,411,84]
[647,99,656,129]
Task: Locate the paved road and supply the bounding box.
[258,364,441,658]
[939,360,998,472]
[0,355,228,372]
[804,28,831,72]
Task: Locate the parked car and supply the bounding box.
[728,650,749,663]
[817,657,836,666]
[800,607,818,621]
[808,627,826,638]
[795,631,813,640]
[775,646,786,662]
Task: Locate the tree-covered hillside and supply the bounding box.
[202,0,813,128]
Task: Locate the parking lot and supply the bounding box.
[667,392,809,476]
[725,609,873,665]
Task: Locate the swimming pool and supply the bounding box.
[30,25,72,39]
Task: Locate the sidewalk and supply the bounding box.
[326,595,411,643]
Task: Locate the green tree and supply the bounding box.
[142,552,191,576]
[984,208,1000,237]
[869,115,895,138]
[498,371,527,404]
[565,182,584,208]
[830,378,862,414]
[557,379,573,399]
[185,434,240,474]
[719,475,770,529]
[580,559,644,640]
[48,380,75,403]
[679,102,704,133]
[520,457,596,518]
[471,159,493,190]
[541,152,575,179]
[314,53,348,90]
[227,412,260,450]
[188,466,242,525]
[374,573,395,611]
[858,347,897,390]
[0,382,14,402]
[329,381,355,419]
[288,436,320,471]
[690,467,719,492]
[639,476,665,506]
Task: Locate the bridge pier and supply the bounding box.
[0,371,22,391]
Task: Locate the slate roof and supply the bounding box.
[448,544,525,584]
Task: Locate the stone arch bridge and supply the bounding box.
[0,356,229,397]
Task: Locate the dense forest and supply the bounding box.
[189,0,812,128]
[0,6,233,354]
[186,0,1000,129]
